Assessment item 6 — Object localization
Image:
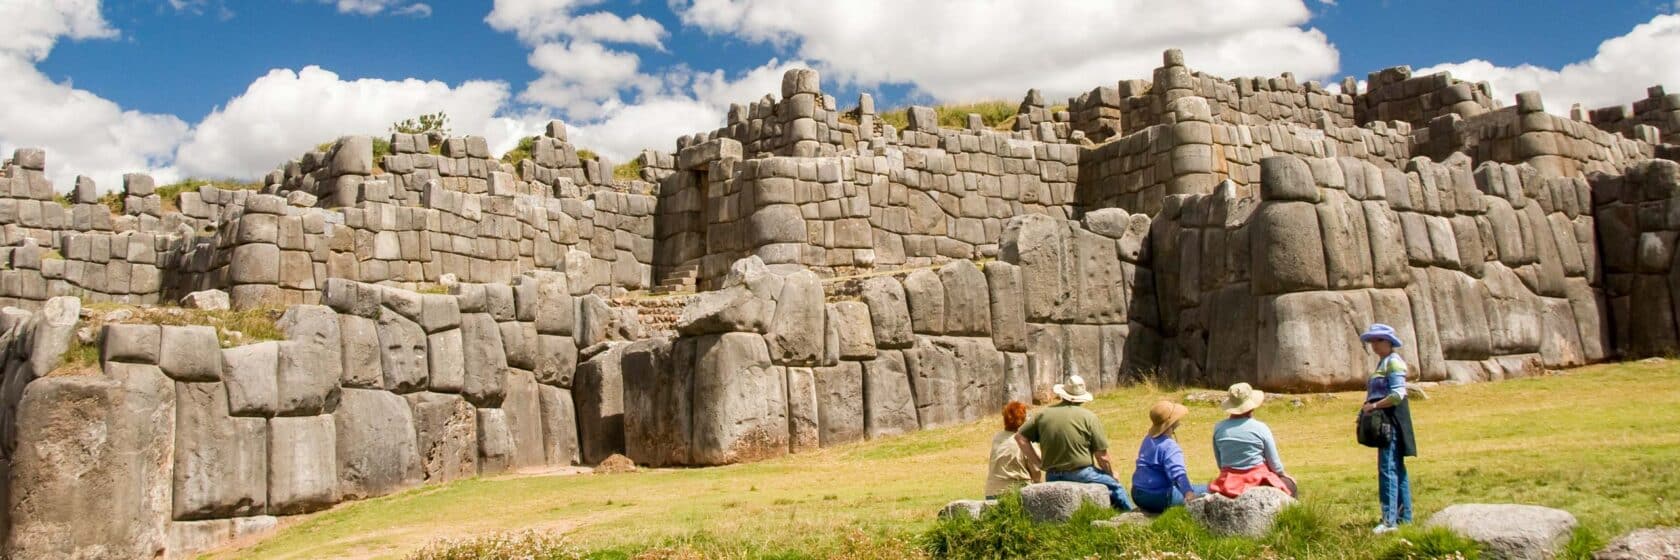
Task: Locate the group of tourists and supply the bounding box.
[986,324,1419,534]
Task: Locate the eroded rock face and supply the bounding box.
[405,392,478,482]
[1186,487,1297,538]
[690,333,787,465]
[1427,504,1578,560]
[173,381,266,520]
[334,388,421,500]
[1594,527,1680,560]
[1021,482,1111,523]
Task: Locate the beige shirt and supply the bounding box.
[986,430,1034,497]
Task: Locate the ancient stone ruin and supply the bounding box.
[3,50,1680,557]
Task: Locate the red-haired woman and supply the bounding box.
[986,401,1039,498]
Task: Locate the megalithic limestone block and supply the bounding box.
[689,332,787,465]
[334,388,421,500]
[405,391,478,482]
[575,342,628,465]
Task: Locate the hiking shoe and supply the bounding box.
[1372,524,1398,535]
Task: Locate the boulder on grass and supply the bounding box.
[1594,527,1680,560]
[1186,487,1296,537]
[1020,482,1110,523]
[938,499,996,520]
[1426,504,1577,560]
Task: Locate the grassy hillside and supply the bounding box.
[213,361,1680,559]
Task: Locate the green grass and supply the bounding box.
[210,361,1680,560]
[502,136,536,165]
[612,159,643,181]
[577,149,599,162]
[156,178,263,212]
[52,303,288,376]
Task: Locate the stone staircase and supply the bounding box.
[652,263,700,294]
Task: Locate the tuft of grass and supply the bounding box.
[1377,527,1482,560]
[876,101,1023,132]
[53,192,72,208]
[501,136,536,165]
[1560,526,1605,560]
[576,149,599,162]
[155,178,262,212]
[407,530,583,560]
[613,159,643,181]
[97,191,124,214]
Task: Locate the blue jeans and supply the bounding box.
[1132,484,1208,514]
[1378,438,1412,525]
[1047,467,1135,511]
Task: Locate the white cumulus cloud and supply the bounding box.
[675,0,1341,103]
[566,59,808,161]
[327,0,432,17]
[1418,14,1680,114]
[486,0,666,47]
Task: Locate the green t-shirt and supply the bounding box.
[1018,403,1110,473]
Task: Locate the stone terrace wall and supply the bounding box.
[1355,66,1499,129]
[1590,159,1680,357]
[0,271,650,558]
[1149,154,1605,390]
[1422,91,1653,178]
[1588,86,1680,146]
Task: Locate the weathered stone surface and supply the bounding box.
[903,336,1004,428]
[159,325,222,382]
[405,391,478,482]
[903,269,946,335]
[1251,202,1328,294]
[863,276,914,348]
[1260,156,1320,202]
[535,334,578,387]
[828,302,875,359]
[173,381,266,520]
[1256,291,1370,391]
[863,350,919,439]
[939,260,992,336]
[1187,486,1297,537]
[221,342,279,416]
[268,414,337,514]
[180,289,230,310]
[9,364,174,559]
[426,328,465,392]
[939,499,997,520]
[815,361,865,446]
[766,270,826,365]
[276,306,343,415]
[1427,504,1578,560]
[786,367,819,453]
[459,313,508,406]
[335,314,382,389]
[501,369,548,469]
[1025,324,1065,404]
[575,342,627,464]
[1003,214,1076,322]
[334,388,420,499]
[537,385,581,466]
[984,261,1027,351]
[622,338,690,466]
[500,321,538,371]
[1021,482,1111,523]
[103,323,160,364]
[1593,527,1680,560]
[476,408,515,475]
[690,333,788,465]
[371,308,425,392]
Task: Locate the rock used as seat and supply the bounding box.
[1426,503,1577,560]
[1020,482,1110,523]
[938,499,996,521]
[1186,487,1296,537]
[1593,527,1680,560]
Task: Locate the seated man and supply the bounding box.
[1209,383,1296,498]
[1015,375,1135,510]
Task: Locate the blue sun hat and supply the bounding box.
[1359,323,1403,348]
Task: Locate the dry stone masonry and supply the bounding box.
[3,50,1680,557]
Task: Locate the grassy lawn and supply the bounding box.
[213,360,1680,559]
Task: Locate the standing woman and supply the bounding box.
[1360,324,1417,534]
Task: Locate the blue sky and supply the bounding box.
[6,0,1680,189]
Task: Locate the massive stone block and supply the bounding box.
[574,342,627,464]
[862,276,914,348]
[623,338,691,466]
[426,328,466,392]
[983,262,1027,351]
[9,364,174,559]
[815,361,865,447]
[334,388,421,500]
[159,326,222,382]
[787,367,819,452]
[377,308,428,392]
[459,313,508,407]
[536,385,581,466]
[828,302,876,360]
[939,260,992,336]
[1256,291,1371,391]
[405,391,478,482]
[535,334,578,387]
[268,414,337,514]
[690,333,788,465]
[173,381,266,520]
[501,369,548,469]
[766,270,826,365]
[903,269,946,335]
[339,315,382,389]
[1002,214,1076,322]
[1251,202,1328,295]
[903,336,1005,428]
[862,350,919,439]
[476,408,515,475]
[221,341,280,417]
[276,305,343,415]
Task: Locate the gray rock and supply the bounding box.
[1187,486,1298,537]
[8,364,174,559]
[1256,291,1370,391]
[1003,214,1076,322]
[330,136,374,175]
[532,272,575,335]
[476,407,515,475]
[816,361,865,446]
[862,276,914,348]
[1427,504,1578,560]
[334,388,421,500]
[766,270,825,365]
[338,314,382,389]
[500,321,538,371]
[787,367,819,453]
[904,336,1005,427]
[1021,482,1112,523]
[939,499,997,520]
[173,381,266,520]
[1251,201,1328,294]
[268,414,337,514]
[984,261,1027,351]
[535,334,579,387]
[622,339,690,466]
[405,392,478,483]
[159,325,222,382]
[276,306,344,415]
[537,385,581,466]
[863,350,919,439]
[419,294,461,333]
[903,269,946,335]
[180,289,230,310]
[221,342,279,416]
[374,308,427,392]
[906,106,938,131]
[103,323,160,364]
[501,369,548,469]
[575,342,627,464]
[690,333,788,465]
[459,313,508,406]
[940,260,991,336]
[1594,527,1680,560]
[828,301,876,360]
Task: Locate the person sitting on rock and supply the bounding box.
[1360,323,1417,535]
[1208,383,1296,498]
[1015,375,1136,511]
[986,401,1038,499]
[1131,400,1206,513]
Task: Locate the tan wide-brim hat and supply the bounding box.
[1053,375,1094,403]
[1221,382,1265,415]
[1147,400,1189,437]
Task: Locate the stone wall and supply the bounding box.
[1587,86,1680,146]
[1355,66,1499,129]
[1420,91,1652,179]
[1149,154,1605,390]
[1590,159,1680,357]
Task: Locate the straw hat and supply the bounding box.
[1147,400,1189,437]
[1052,375,1093,403]
[1360,323,1404,348]
[1221,382,1265,415]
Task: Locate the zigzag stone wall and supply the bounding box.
[5,51,1680,557]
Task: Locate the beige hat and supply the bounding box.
[1053,375,1094,403]
[1221,382,1265,415]
[1148,400,1189,437]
